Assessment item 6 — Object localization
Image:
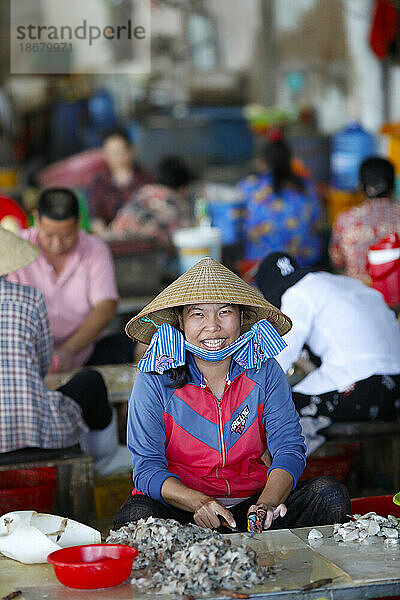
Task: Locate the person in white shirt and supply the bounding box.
[255,252,400,429]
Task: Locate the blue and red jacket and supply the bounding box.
[127,354,306,503]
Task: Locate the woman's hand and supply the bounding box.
[193,497,236,530]
[247,503,287,532]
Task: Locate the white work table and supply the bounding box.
[1,525,399,599]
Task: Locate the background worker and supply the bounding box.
[87,128,153,235]
[110,155,193,246]
[113,257,350,532]
[329,156,400,281]
[255,251,400,451]
[238,130,322,268]
[8,187,134,372]
[0,226,131,476]
[110,155,194,282]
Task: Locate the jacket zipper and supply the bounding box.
[216,398,226,467]
[212,382,231,495]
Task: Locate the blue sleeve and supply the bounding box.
[127,371,181,503]
[262,359,306,487]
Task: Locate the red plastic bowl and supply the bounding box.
[47,544,138,589]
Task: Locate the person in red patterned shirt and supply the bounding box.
[329,157,400,282]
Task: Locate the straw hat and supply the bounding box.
[126,257,292,343]
[0,226,39,277]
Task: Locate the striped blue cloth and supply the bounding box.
[138,319,287,374]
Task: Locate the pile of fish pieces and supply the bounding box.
[333,512,400,544]
[106,516,270,595]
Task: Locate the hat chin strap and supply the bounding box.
[138,320,287,374]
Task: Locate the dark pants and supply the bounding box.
[112,476,350,532]
[85,333,136,366]
[293,374,400,422]
[58,368,112,430]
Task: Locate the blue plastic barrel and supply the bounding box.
[205,182,246,246]
[331,121,375,190]
[187,107,254,164]
[208,199,245,245]
[88,89,117,130]
[50,100,86,160]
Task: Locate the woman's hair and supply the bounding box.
[263,137,304,193]
[165,304,257,389]
[157,156,194,190]
[165,306,189,388]
[102,127,131,146]
[166,363,190,389]
[359,157,395,199]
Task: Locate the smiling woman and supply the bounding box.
[175,303,241,395]
[180,304,241,350]
[114,257,351,534]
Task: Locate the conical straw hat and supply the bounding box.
[0,226,39,277]
[126,257,292,344]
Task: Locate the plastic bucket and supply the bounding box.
[331,121,375,190]
[172,227,222,274]
[208,198,245,245]
[327,187,363,224]
[367,233,400,307]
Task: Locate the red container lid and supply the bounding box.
[369,232,400,251]
[0,194,28,229]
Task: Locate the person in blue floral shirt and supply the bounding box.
[238,132,322,267]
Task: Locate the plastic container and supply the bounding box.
[135,108,253,172]
[299,441,360,482]
[50,100,87,160]
[187,107,253,164]
[0,468,57,514]
[0,135,18,192]
[0,194,28,231]
[367,233,400,308]
[107,239,163,296]
[88,89,117,130]
[48,544,138,589]
[172,227,222,274]
[396,174,400,200]
[327,187,363,224]
[331,121,375,190]
[380,121,400,174]
[350,495,400,518]
[205,183,246,245]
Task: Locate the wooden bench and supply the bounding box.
[0,446,93,523]
[323,419,400,496]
